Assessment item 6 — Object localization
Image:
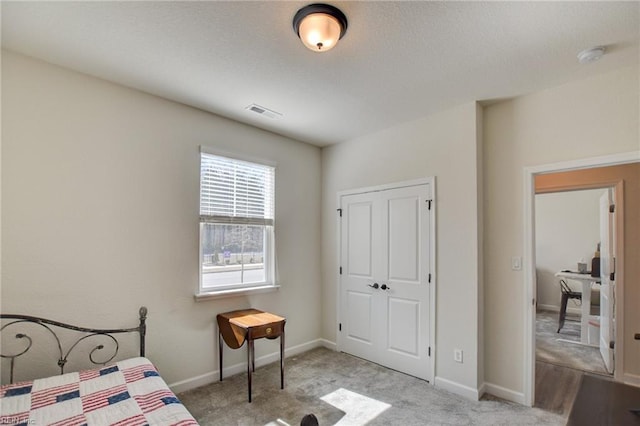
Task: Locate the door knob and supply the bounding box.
[380,284,391,290]
[368,283,379,289]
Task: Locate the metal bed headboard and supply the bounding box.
[1,306,147,384]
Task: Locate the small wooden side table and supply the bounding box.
[217,309,286,402]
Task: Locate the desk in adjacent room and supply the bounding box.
[555,271,600,345]
[217,309,286,402]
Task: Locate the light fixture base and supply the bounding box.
[293,3,348,52]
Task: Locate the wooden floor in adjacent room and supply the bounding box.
[534,361,583,416]
[534,310,615,418]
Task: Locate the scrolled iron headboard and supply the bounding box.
[1,306,147,383]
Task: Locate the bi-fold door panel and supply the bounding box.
[340,193,382,363]
[345,290,374,344]
[387,296,420,356]
[387,195,420,283]
[347,201,373,277]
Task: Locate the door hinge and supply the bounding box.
[337,208,343,217]
[610,257,616,281]
[339,266,343,275]
[428,346,431,357]
[609,204,615,213]
[428,273,432,283]
[532,298,536,306]
[426,199,433,210]
[339,323,342,332]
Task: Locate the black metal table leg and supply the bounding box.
[280,329,285,389]
[219,331,223,381]
[247,337,253,402]
[252,339,256,372]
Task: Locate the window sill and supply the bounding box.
[195,284,280,301]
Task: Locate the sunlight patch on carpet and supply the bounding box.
[320,388,391,425]
[264,419,291,426]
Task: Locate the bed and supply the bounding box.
[0,307,198,425]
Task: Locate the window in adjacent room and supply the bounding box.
[199,149,275,295]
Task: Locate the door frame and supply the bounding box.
[336,177,437,384]
[523,151,640,406]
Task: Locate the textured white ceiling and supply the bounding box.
[2,1,638,146]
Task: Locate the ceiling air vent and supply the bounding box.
[245,103,282,119]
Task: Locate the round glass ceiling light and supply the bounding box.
[293,4,348,52]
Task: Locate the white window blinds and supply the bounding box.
[200,153,275,226]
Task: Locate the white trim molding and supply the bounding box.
[523,150,640,407]
[434,376,482,401]
[623,373,640,387]
[483,382,526,405]
[168,338,326,394]
[537,304,581,316]
[319,339,337,351]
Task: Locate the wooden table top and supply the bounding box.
[217,309,286,349]
[220,309,285,328]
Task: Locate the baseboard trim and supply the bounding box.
[434,376,481,400]
[168,338,326,394]
[538,304,581,316]
[478,382,486,399]
[538,304,558,312]
[483,382,526,405]
[318,338,336,351]
[623,373,640,387]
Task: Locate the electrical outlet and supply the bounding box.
[454,349,463,363]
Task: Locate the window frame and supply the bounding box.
[197,147,277,299]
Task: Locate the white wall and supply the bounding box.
[483,65,639,395]
[535,189,603,311]
[1,50,322,386]
[321,102,484,396]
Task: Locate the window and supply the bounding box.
[199,150,275,295]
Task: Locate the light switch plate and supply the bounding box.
[511,256,522,271]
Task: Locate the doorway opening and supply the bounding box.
[523,152,640,408]
[535,187,615,374]
[533,186,615,413]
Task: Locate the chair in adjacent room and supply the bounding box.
[557,279,582,333]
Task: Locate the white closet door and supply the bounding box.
[340,183,431,380]
[340,191,383,363]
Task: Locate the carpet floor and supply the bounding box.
[178,347,563,426]
[535,310,608,375]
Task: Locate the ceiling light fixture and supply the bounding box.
[577,46,606,64]
[293,3,348,52]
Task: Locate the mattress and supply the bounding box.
[0,357,198,426]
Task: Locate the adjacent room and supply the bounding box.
[2,2,639,425]
[535,188,612,374]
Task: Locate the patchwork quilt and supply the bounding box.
[0,357,198,426]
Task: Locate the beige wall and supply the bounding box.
[1,50,322,385]
[2,48,638,403]
[321,102,484,393]
[483,65,639,393]
[535,189,603,310]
